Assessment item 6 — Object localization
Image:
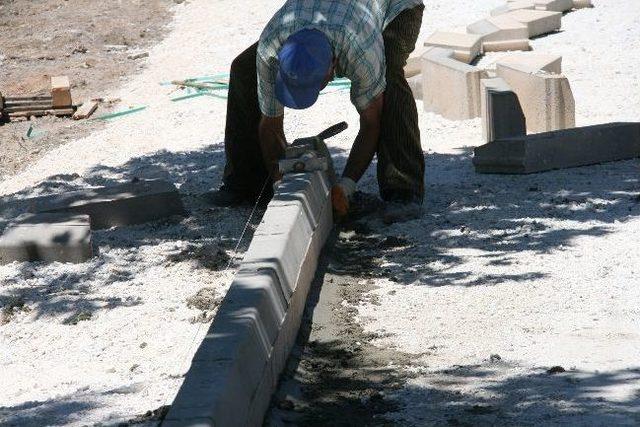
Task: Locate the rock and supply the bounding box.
[547,365,566,374]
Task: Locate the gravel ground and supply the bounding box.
[354,1,640,425]
[1,0,639,425]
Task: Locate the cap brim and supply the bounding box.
[275,70,322,110]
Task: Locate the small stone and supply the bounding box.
[547,365,566,374]
[489,354,502,362]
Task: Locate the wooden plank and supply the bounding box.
[5,99,53,106]
[4,103,54,113]
[4,96,52,102]
[8,108,74,118]
[72,100,99,120]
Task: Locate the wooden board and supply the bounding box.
[72,100,99,120]
[8,108,74,119]
[4,103,54,113]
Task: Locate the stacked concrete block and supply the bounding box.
[496,53,574,133]
[504,9,562,38]
[491,0,536,16]
[163,170,332,427]
[481,78,527,142]
[534,0,574,12]
[473,122,640,174]
[422,48,486,120]
[424,31,483,64]
[27,179,185,230]
[0,213,92,264]
[467,15,531,53]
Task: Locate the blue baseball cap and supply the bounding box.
[275,29,333,110]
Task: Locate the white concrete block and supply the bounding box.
[424,31,483,64]
[497,58,575,133]
[483,39,531,52]
[467,15,530,43]
[496,52,562,74]
[422,48,486,120]
[535,0,573,12]
[491,0,536,16]
[505,9,562,38]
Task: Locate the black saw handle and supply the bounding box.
[316,121,348,140]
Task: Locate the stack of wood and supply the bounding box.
[0,76,75,121]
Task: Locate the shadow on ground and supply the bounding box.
[392,363,640,426]
[0,144,263,321]
[347,147,640,289]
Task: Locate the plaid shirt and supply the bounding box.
[257,0,423,117]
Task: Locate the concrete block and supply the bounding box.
[422,48,486,120]
[163,170,332,427]
[51,75,72,108]
[424,31,483,64]
[497,57,574,133]
[491,0,536,16]
[0,213,92,264]
[405,45,432,78]
[573,0,593,8]
[483,39,531,52]
[28,179,185,230]
[467,15,530,43]
[535,0,573,12]
[505,9,562,38]
[407,74,422,100]
[496,52,562,74]
[481,78,527,143]
[473,122,640,173]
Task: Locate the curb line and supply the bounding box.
[163,171,332,426]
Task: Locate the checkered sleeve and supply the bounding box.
[257,51,285,117]
[348,34,387,112]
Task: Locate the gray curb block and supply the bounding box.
[163,171,332,427]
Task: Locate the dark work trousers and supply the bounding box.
[222,5,425,203]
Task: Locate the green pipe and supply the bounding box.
[93,106,147,120]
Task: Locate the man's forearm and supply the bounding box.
[343,93,384,182]
[343,123,380,182]
[258,115,286,179]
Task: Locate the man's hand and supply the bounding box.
[333,93,384,219]
[258,114,287,181]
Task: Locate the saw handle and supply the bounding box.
[316,121,348,141]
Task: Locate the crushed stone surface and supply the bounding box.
[1,0,639,425]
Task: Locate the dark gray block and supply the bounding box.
[473,122,640,174]
[28,179,185,230]
[0,213,93,264]
[163,171,332,427]
[481,77,526,142]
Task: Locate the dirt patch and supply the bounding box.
[266,219,423,426]
[0,0,175,178]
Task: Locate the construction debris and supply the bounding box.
[0,76,79,121]
[72,100,99,120]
